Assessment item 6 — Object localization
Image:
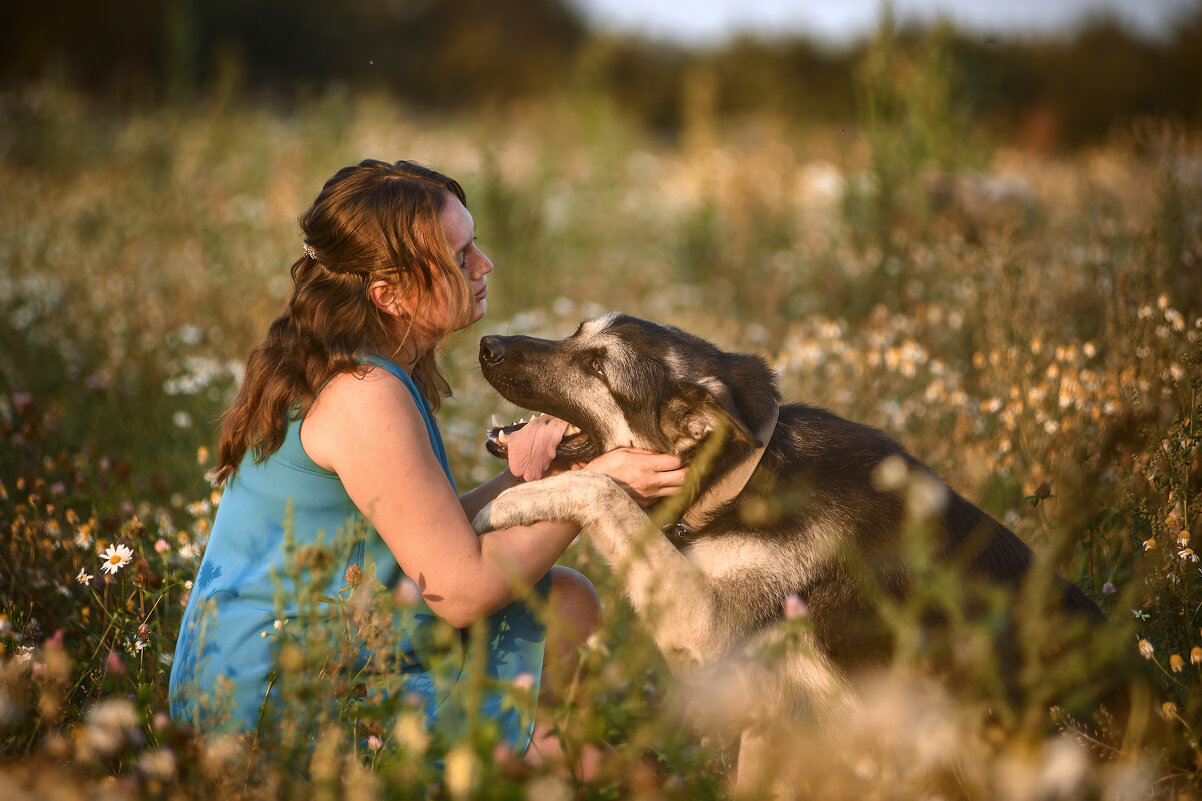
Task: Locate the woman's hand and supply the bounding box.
[503,414,687,506]
[579,449,688,507]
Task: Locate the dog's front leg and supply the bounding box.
[473,472,726,676]
[471,470,648,535]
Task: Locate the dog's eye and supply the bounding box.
[589,357,604,376]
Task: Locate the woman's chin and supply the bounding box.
[462,300,487,329]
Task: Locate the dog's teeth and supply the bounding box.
[496,430,509,444]
[490,415,502,429]
[517,417,527,425]
[565,424,581,436]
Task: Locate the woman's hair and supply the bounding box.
[212,159,472,485]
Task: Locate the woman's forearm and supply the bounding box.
[459,468,522,520]
[436,519,579,626]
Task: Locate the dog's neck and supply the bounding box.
[678,404,780,531]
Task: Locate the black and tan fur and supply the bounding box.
[473,313,1111,784]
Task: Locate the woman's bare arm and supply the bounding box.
[301,370,577,628]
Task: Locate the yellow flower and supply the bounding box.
[1143,538,1157,551]
[1191,646,1202,665]
[444,743,477,801]
[1170,654,1185,672]
[1162,701,1178,720]
[1138,639,1154,659]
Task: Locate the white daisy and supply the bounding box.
[76,567,94,586]
[99,544,134,575]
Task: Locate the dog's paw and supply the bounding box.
[471,502,498,535]
[472,471,633,535]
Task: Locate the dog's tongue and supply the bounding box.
[485,415,594,461]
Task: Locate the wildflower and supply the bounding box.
[366,735,383,752]
[784,594,808,620]
[1132,609,1149,621]
[197,446,210,465]
[1179,548,1198,563]
[132,639,148,654]
[154,538,171,554]
[76,567,94,586]
[137,747,178,782]
[345,564,363,587]
[1179,531,1191,547]
[106,651,126,675]
[1101,581,1117,595]
[445,743,477,800]
[1191,647,1202,665]
[178,543,199,560]
[1171,654,1185,672]
[1162,701,1178,720]
[1143,538,1157,552]
[393,713,428,756]
[16,645,34,664]
[273,619,284,630]
[512,672,535,691]
[83,699,139,756]
[1138,639,1154,659]
[99,544,133,574]
[395,577,422,607]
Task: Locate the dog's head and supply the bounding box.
[479,313,780,461]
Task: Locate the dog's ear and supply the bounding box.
[663,378,757,455]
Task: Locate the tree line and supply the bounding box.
[3,0,1201,148]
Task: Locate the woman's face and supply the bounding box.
[440,193,492,328]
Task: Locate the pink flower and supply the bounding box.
[784,594,808,620]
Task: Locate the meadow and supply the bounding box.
[1,69,1200,799]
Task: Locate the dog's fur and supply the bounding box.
[472,313,1112,784]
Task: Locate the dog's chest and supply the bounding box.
[683,535,784,581]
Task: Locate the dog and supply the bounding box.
[472,313,1115,788]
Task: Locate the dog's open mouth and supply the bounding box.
[485,414,596,461]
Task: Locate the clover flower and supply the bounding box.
[99,544,133,575]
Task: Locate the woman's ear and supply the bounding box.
[368,279,406,318]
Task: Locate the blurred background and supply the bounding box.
[3,0,1201,148]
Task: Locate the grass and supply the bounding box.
[1,73,1200,798]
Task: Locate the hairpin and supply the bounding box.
[303,243,317,260]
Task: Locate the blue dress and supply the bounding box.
[168,354,550,753]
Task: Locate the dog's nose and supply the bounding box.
[479,336,507,365]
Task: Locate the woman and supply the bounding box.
[168,159,686,771]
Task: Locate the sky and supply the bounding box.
[569,0,1200,45]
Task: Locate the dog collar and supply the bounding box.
[678,405,780,531]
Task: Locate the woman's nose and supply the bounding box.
[473,250,493,279]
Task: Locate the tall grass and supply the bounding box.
[1,64,1200,798]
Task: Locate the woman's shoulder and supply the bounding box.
[301,364,428,471]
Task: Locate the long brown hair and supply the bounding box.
[213,159,472,485]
